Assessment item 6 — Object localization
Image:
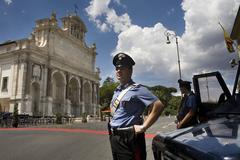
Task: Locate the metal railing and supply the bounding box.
[0,112,74,128]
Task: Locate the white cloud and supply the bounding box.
[180,0,239,73]
[85,0,110,19]
[87,0,240,88]
[115,0,240,88]
[85,0,131,33]
[106,10,131,33]
[113,23,184,87]
[4,0,12,5]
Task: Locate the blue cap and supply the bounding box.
[178,79,191,88]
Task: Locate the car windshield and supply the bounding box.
[198,68,240,115]
[198,76,224,103]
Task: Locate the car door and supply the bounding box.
[192,71,231,122]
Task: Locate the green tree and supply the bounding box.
[148,85,180,116]
[100,77,119,110]
[55,112,63,124]
[164,96,181,116]
[149,85,177,105]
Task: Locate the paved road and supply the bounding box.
[0,116,176,160]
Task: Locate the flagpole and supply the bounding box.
[218,22,224,31]
[235,40,240,60]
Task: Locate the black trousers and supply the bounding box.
[109,130,146,160]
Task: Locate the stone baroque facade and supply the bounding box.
[0,12,100,117]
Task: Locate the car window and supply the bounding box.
[198,76,224,103]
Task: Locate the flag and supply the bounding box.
[219,22,235,53]
[74,4,79,10]
[74,4,79,15]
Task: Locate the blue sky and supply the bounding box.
[0,0,240,91]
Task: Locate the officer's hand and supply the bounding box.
[177,122,182,129]
[134,125,146,134]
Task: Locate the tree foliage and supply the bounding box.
[99,77,119,110]
[148,85,180,115]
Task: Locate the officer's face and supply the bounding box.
[115,66,132,84]
[180,87,188,94]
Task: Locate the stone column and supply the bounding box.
[41,65,48,116]
[65,72,71,115]
[63,73,67,114]
[77,77,81,117]
[20,61,28,113]
[66,99,71,115]
[45,68,53,116]
[82,102,85,114]
[46,97,53,116]
[92,83,96,117]
[25,95,33,115]
[9,54,20,113]
[24,60,32,115]
[21,60,28,95]
[80,78,84,115]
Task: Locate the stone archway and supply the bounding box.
[52,72,65,114]
[68,78,80,116]
[30,82,40,115]
[83,82,92,114]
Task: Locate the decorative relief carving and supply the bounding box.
[32,64,42,80]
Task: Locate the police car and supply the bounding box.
[152,68,240,160]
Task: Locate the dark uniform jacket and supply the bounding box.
[177,91,198,128]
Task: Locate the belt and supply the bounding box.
[110,126,134,136]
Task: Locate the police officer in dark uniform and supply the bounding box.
[108,52,165,160]
[176,79,198,129]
